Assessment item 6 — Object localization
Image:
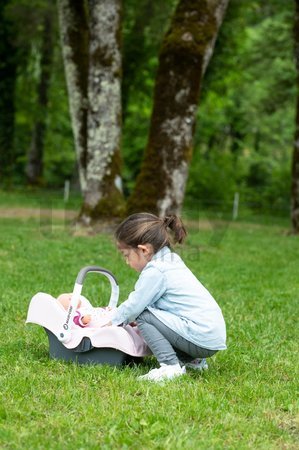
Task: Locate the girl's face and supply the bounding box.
[118,242,153,272]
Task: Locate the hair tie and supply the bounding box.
[163,216,174,228]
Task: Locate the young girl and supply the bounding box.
[108,213,226,382]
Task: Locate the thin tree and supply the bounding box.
[127,0,229,216]
[122,0,154,120]
[25,4,54,185]
[292,0,299,234]
[57,0,124,223]
[0,0,17,184]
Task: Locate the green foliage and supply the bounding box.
[188,0,295,213]
[0,0,18,180]
[42,46,75,186]
[243,155,291,213]
[1,0,296,216]
[187,149,243,209]
[9,0,74,186]
[0,217,298,448]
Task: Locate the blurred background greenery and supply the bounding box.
[0,0,295,217]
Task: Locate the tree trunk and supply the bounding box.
[127,0,229,216]
[25,8,54,185]
[0,0,17,184]
[81,0,123,220]
[57,0,124,222]
[57,0,89,193]
[291,0,299,234]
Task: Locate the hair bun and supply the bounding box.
[162,215,187,244]
[163,216,175,228]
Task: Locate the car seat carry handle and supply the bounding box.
[57,266,119,344]
[75,266,119,308]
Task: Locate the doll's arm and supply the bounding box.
[73,311,89,328]
[81,314,91,325]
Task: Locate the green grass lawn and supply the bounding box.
[0,188,82,211]
[0,213,298,449]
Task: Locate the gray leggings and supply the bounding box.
[136,310,217,366]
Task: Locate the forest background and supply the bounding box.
[0,0,296,227]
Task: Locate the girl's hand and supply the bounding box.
[101,321,112,327]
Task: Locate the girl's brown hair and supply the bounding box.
[115,213,187,253]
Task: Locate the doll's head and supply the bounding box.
[57,293,82,310]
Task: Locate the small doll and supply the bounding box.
[57,293,115,328]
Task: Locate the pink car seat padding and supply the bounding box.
[26,293,150,357]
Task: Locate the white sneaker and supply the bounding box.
[138,363,186,382]
[185,358,208,371]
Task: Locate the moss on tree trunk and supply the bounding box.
[127,0,229,216]
[58,0,124,223]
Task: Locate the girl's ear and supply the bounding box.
[137,244,153,255]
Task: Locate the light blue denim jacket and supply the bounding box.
[111,246,226,350]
